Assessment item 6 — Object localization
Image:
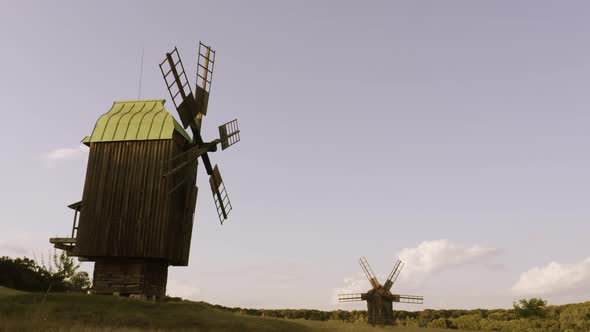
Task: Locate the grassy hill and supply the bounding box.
[2,289,590,331]
[0,286,25,297]
[0,291,467,332]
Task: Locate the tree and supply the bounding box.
[0,256,51,291]
[40,250,79,282]
[513,298,548,318]
[1,252,91,293]
[69,271,92,292]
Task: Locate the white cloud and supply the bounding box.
[398,239,500,280]
[331,273,369,304]
[44,145,88,166]
[512,257,590,296]
[0,235,49,258]
[0,241,28,256]
[166,279,201,300]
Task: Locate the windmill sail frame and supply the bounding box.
[339,257,423,325]
[159,43,239,225]
[209,165,232,224]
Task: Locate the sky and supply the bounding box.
[1,0,589,310]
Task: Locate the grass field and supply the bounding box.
[0,291,477,332]
[0,286,25,297]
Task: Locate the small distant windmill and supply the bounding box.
[49,42,240,299]
[338,257,423,325]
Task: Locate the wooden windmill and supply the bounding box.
[49,42,240,299]
[338,257,423,325]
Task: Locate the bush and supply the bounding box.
[427,317,454,329]
[0,252,91,293]
[514,298,548,318]
[452,314,481,330]
[0,256,60,291]
[559,302,590,332]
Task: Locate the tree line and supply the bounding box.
[0,252,91,293]
[209,298,590,332]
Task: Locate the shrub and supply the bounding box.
[428,317,454,329]
[0,253,91,293]
[452,314,481,330]
[513,298,548,318]
[559,302,590,332]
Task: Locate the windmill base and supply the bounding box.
[91,258,168,299]
[367,298,394,325]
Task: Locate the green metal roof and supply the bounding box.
[82,100,191,145]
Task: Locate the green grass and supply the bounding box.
[0,291,475,332]
[0,286,25,296]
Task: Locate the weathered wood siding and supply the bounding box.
[366,296,394,325]
[75,137,196,265]
[92,258,168,298]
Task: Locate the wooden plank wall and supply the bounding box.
[75,139,197,265]
[366,296,394,325]
[92,258,168,298]
[169,137,198,266]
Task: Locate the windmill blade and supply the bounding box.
[162,142,218,178]
[397,294,423,304]
[219,119,240,150]
[209,165,232,224]
[383,260,404,291]
[338,293,363,302]
[166,158,198,195]
[159,47,199,130]
[194,41,216,119]
[358,257,381,289]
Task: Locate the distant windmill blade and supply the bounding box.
[358,257,380,289]
[338,293,363,302]
[219,119,240,150]
[194,41,216,117]
[383,260,404,291]
[398,295,423,304]
[209,165,232,224]
[159,47,199,129]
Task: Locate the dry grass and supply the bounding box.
[0,292,308,332]
[0,291,477,332]
[295,319,464,331]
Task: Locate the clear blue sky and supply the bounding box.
[1,0,589,310]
